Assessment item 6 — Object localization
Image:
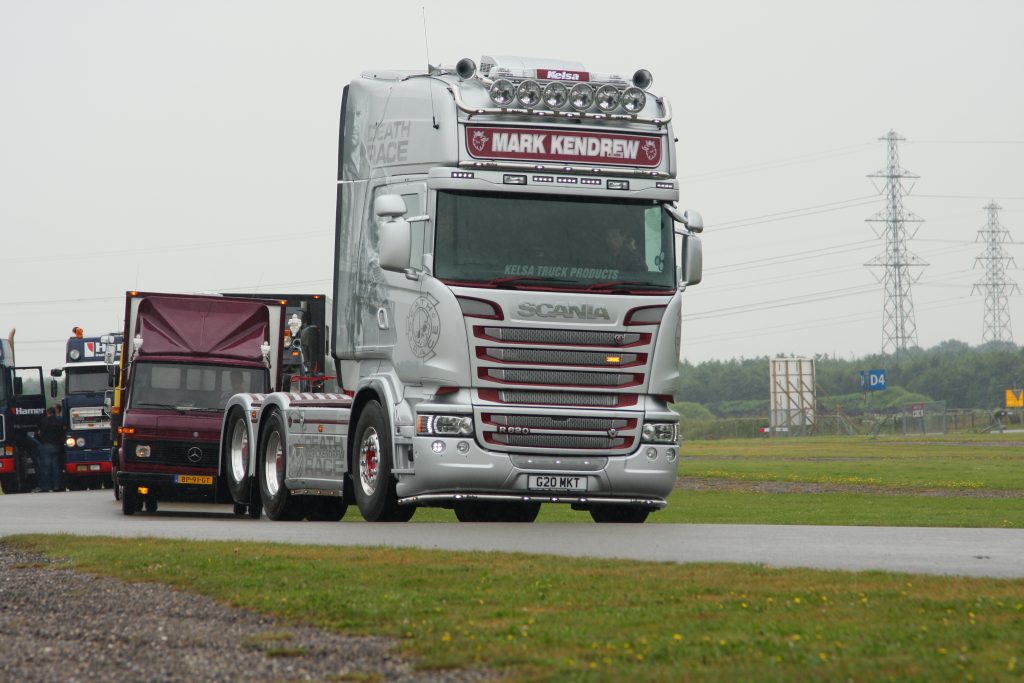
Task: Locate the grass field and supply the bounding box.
[384,434,1024,528]
[9,535,1023,683]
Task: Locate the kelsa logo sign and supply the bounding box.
[465,126,662,167]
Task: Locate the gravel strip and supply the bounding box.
[0,542,499,683]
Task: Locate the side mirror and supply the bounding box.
[374,194,407,219]
[379,217,412,271]
[680,234,703,286]
[681,209,703,233]
[50,368,62,378]
[13,377,22,395]
[50,379,58,398]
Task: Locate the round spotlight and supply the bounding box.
[69,349,81,360]
[621,86,647,114]
[542,81,568,109]
[431,440,446,454]
[645,447,658,460]
[456,441,471,454]
[595,84,620,112]
[516,79,542,107]
[488,79,515,106]
[456,57,477,80]
[632,68,653,90]
[569,83,595,112]
[76,437,86,448]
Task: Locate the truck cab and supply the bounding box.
[113,292,283,514]
[50,328,122,489]
[0,337,46,494]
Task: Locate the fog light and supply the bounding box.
[457,441,470,454]
[431,440,445,454]
[646,447,657,460]
[666,448,677,462]
[76,437,86,448]
[65,437,76,448]
[489,79,515,106]
[542,81,568,109]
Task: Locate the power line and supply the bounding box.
[707,196,883,232]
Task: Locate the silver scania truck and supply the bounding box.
[219,55,703,523]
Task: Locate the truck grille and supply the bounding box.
[124,439,219,470]
[481,347,641,367]
[491,390,622,407]
[479,326,645,347]
[484,368,638,388]
[481,413,637,452]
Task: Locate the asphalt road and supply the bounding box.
[1,489,1021,578]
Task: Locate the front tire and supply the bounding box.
[224,408,252,505]
[257,410,304,521]
[352,400,413,522]
[121,486,142,515]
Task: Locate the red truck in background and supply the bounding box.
[112,291,284,515]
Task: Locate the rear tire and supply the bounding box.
[144,497,158,514]
[352,400,412,522]
[257,411,304,521]
[224,408,252,505]
[589,505,650,524]
[0,474,20,495]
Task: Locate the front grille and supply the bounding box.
[125,439,219,470]
[486,414,632,431]
[480,326,643,347]
[488,433,628,449]
[495,390,621,407]
[482,347,641,367]
[486,368,637,388]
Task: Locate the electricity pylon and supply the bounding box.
[972,202,1019,343]
[865,130,927,357]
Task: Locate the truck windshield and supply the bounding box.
[65,367,110,394]
[129,362,268,411]
[434,191,676,290]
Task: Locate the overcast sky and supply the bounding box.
[2,0,1022,371]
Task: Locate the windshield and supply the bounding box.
[65,367,110,394]
[434,191,676,290]
[129,362,268,411]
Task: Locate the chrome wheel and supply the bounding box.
[358,427,380,497]
[263,429,283,499]
[230,419,249,484]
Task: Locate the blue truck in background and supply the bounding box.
[50,328,122,490]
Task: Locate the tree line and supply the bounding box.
[678,340,1024,416]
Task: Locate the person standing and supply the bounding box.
[36,407,64,493]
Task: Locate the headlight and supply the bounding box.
[621,86,647,113]
[641,422,678,444]
[65,437,76,448]
[76,437,86,448]
[135,445,151,458]
[595,84,620,112]
[489,79,515,106]
[417,415,473,436]
[516,79,541,107]
[542,82,568,109]
[569,83,595,112]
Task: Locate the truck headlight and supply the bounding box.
[417,415,473,436]
[641,422,678,445]
[76,437,86,448]
[135,445,151,458]
[65,437,76,448]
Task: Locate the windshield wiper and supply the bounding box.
[486,276,578,288]
[586,280,673,292]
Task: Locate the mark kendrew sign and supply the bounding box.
[465,126,663,167]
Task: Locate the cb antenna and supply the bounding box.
[422,6,439,129]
